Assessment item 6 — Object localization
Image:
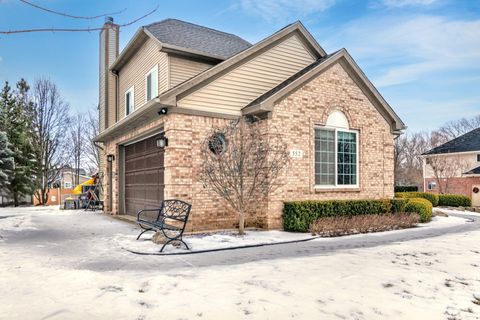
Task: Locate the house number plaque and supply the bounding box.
[289,149,304,159]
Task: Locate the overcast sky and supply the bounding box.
[0,0,479,132]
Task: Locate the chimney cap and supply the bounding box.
[105,17,114,24]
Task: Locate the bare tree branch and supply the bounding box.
[0,4,159,34]
[200,117,289,235]
[19,0,126,20]
[31,78,70,205]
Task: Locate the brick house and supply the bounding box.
[423,127,480,206]
[32,168,91,206]
[94,18,406,231]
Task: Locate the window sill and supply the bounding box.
[314,186,361,193]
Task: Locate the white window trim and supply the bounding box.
[125,86,135,117]
[314,125,359,189]
[64,182,72,189]
[145,64,159,103]
[427,181,437,190]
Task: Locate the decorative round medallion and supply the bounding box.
[208,133,227,155]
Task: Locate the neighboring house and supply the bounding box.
[56,170,91,189]
[423,127,480,206]
[94,18,405,231]
[33,169,91,206]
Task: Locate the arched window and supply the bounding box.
[314,111,358,187]
[326,110,349,129]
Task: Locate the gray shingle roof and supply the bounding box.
[144,19,252,59]
[423,127,480,155]
[465,165,480,175]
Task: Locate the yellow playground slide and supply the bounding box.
[72,178,95,195]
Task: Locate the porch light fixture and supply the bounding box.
[156,137,168,148]
[106,154,115,162]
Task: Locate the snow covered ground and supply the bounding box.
[1,206,479,319]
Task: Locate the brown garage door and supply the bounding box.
[124,134,164,216]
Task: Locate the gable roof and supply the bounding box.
[465,165,480,175]
[111,19,251,71]
[144,19,252,60]
[243,49,406,132]
[244,53,335,108]
[97,21,327,142]
[423,127,480,155]
[158,21,326,105]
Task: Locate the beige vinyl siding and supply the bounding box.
[118,38,168,119]
[169,56,214,88]
[424,152,480,178]
[177,34,316,114]
[159,53,168,93]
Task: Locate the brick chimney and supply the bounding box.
[99,17,119,132]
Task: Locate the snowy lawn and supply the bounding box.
[0,206,479,319]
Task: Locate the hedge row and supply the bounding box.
[283,198,432,232]
[395,192,439,207]
[438,194,471,207]
[405,198,432,222]
[283,200,391,232]
[394,186,418,193]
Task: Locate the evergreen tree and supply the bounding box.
[0,132,14,191]
[0,81,36,206]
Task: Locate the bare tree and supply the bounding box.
[84,110,100,175]
[394,132,431,188]
[200,117,289,235]
[395,114,480,190]
[394,135,408,186]
[437,115,480,141]
[69,114,85,186]
[31,78,70,205]
[427,154,469,194]
[0,4,158,34]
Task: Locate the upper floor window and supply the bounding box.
[125,86,135,116]
[145,65,158,102]
[427,181,437,190]
[315,111,358,187]
[477,154,480,162]
[64,182,72,189]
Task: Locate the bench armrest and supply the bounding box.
[137,208,162,222]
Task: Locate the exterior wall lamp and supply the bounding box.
[107,154,115,162]
[156,137,168,148]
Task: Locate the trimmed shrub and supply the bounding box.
[395,192,439,207]
[394,186,418,193]
[284,199,392,232]
[438,194,471,207]
[404,198,432,222]
[309,213,420,237]
[391,198,408,213]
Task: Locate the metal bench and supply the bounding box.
[136,199,192,252]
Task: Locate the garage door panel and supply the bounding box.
[145,154,162,168]
[144,169,158,184]
[124,133,165,216]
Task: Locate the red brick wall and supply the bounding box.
[33,188,75,206]
[425,177,480,197]
[103,62,396,231]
